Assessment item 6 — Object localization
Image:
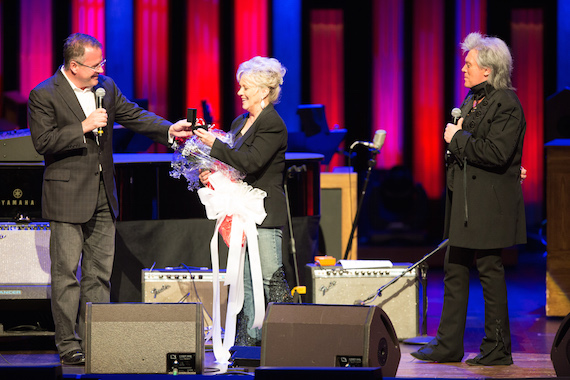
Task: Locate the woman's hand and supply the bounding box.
[194,128,216,148]
[199,169,211,186]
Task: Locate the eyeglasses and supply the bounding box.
[74,59,106,71]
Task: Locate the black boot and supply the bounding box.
[411,247,471,363]
[466,251,513,366]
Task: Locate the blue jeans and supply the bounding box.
[242,227,284,343]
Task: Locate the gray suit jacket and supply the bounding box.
[28,68,171,223]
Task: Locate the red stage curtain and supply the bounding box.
[186,0,220,124]
[20,0,53,98]
[412,0,445,199]
[511,9,544,226]
[135,0,169,118]
[309,9,344,170]
[372,0,404,169]
[135,0,169,152]
[454,0,486,108]
[71,0,105,49]
[233,0,268,118]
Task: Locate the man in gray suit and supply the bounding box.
[28,33,193,365]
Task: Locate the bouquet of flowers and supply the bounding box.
[170,120,247,247]
[170,120,245,191]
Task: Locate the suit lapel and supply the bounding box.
[54,68,87,122]
[232,115,249,150]
[233,104,273,150]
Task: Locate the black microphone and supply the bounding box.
[95,88,106,136]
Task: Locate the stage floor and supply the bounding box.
[0,244,563,379]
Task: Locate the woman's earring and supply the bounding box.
[260,99,266,109]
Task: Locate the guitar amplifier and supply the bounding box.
[142,268,228,328]
[306,263,419,340]
[0,222,51,299]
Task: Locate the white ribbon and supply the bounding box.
[197,172,267,363]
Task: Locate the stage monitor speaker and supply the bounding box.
[0,222,51,299]
[142,268,228,328]
[306,263,419,340]
[551,312,570,377]
[85,303,204,375]
[260,303,401,378]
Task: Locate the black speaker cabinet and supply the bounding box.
[260,303,401,377]
[85,303,204,374]
[0,222,50,299]
[551,312,570,377]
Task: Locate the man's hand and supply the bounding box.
[169,119,194,138]
[444,117,463,144]
[82,108,107,134]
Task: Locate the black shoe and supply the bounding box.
[465,355,513,366]
[60,350,85,365]
[410,350,436,362]
[411,349,463,363]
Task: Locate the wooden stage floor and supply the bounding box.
[0,244,565,379]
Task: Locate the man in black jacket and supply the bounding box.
[411,32,526,366]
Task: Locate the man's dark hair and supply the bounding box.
[63,33,102,70]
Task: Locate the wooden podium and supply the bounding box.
[546,139,570,316]
[320,172,358,260]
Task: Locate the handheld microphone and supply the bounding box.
[451,107,462,125]
[447,108,463,168]
[95,88,106,136]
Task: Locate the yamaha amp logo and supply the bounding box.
[0,188,37,207]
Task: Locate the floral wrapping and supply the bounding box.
[170,121,246,246]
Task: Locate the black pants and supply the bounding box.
[424,246,511,362]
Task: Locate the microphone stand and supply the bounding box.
[284,165,306,303]
[342,150,378,260]
[357,239,449,344]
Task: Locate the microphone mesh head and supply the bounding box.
[373,130,387,150]
[451,108,462,118]
[95,87,106,98]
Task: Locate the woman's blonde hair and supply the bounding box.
[236,56,287,104]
